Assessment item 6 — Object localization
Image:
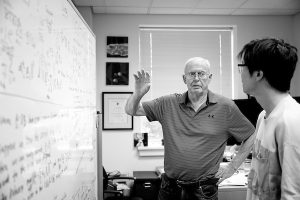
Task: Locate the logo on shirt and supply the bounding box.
[208,114,215,118]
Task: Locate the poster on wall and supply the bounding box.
[106,62,129,85]
[106,36,128,58]
[102,92,133,130]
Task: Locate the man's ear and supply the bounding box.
[183,75,187,84]
[206,74,212,85]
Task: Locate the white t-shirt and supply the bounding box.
[247,95,300,200]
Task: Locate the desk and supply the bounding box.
[132,171,247,200]
[218,185,247,200]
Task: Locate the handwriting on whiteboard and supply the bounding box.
[0,0,96,199]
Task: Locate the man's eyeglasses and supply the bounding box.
[237,64,248,73]
[186,71,210,79]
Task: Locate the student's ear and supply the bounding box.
[255,70,264,81]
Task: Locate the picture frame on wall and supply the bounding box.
[106,62,129,85]
[106,36,128,58]
[102,92,133,130]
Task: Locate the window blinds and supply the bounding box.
[139,26,233,100]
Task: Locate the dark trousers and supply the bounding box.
[158,173,219,200]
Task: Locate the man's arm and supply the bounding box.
[125,70,150,116]
[125,93,146,116]
[216,132,255,184]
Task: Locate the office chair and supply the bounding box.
[103,167,143,200]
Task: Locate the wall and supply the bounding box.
[291,13,300,95]
[76,8,299,173]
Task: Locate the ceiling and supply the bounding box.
[73,0,300,15]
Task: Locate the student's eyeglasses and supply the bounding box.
[186,71,210,79]
[237,64,248,73]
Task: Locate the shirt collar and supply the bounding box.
[178,90,218,105]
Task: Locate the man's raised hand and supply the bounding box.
[133,70,151,96]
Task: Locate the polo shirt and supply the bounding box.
[142,90,255,181]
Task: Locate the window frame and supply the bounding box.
[138,25,237,147]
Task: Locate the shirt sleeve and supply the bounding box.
[142,96,165,122]
[227,101,255,143]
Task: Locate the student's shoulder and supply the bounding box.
[281,98,300,122]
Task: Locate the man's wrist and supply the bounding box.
[134,91,146,98]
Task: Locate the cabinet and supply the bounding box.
[132,171,160,200]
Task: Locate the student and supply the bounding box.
[237,38,300,200]
[125,57,255,200]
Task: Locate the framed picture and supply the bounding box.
[106,62,129,85]
[102,92,133,130]
[106,36,128,58]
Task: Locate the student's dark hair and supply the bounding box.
[237,37,298,92]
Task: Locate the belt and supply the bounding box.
[164,174,218,189]
[176,178,218,188]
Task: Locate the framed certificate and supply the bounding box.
[102,92,133,130]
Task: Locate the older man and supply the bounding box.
[125,57,255,200]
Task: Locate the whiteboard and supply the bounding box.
[0,0,97,199]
